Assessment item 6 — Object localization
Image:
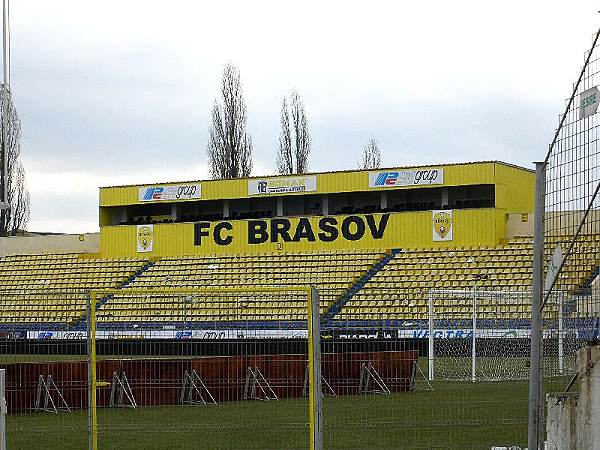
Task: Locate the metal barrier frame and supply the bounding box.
[86,286,321,450]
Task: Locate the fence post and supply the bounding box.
[558,294,564,375]
[528,161,546,450]
[87,293,92,450]
[0,368,5,450]
[472,289,477,383]
[428,291,434,381]
[87,292,98,450]
[308,287,323,450]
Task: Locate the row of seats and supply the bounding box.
[111,250,387,322]
[97,291,312,322]
[0,236,597,325]
[0,254,148,324]
[339,234,600,321]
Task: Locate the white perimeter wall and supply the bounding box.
[0,233,100,256]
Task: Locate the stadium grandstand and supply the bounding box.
[4,159,600,345]
[0,160,553,334]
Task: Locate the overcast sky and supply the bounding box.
[11,1,599,233]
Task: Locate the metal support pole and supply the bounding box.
[0,0,9,210]
[528,162,546,450]
[2,0,8,88]
[472,289,477,383]
[428,292,434,381]
[558,295,564,375]
[87,292,98,450]
[308,287,322,450]
[87,294,92,450]
[0,368,6,450]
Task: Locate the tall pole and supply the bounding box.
[528,161,546,450]
[0,368,5,450]
[471,288,476,383]
[428,292,434,381]
[0,0,9,210]
[558,294,563,375]
[87,292,98,450]
[86,294,93,450]
[308,287,322,450]
[2,0,8,88]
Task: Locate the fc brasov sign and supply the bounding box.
[432,210,453,242]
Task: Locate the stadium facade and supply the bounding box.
[98,161,534,257]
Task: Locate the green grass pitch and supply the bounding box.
[4,354,569,449]
[7,379,530,449]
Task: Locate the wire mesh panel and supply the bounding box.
[542,27,600,408]
[90,287,312,450]
[529,28,600,448]
[0,252,160,449]
[0,287,89,449]
[0,285,315,450]
[324,282,530,449]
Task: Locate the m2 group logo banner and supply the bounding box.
[369,168,443,188]
[432,210,452,241]
[248,175,317,195]
[137,224,154,252]
[139,184,201,202]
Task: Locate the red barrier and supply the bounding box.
[1,351,417,413]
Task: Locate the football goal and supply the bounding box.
[427,288,567,382]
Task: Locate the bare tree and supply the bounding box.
[276,98,293,174]
[10,161,30,233]
[0,92,30,235]
[207,63,253,179]
[359,136,381,170]
[276,90,310,174]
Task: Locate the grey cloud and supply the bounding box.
[8,0,597,233]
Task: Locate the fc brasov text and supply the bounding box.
[194,214,390,246]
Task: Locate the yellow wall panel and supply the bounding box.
[100,210,498,258]
[495,184,507,210]
[495,163,535,213]
[99,161,532,207]
[97,161,533,257]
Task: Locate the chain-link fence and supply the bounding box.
[0,288,90,449]
[325,283,531,449]
[1,277,540,449]
[1,287,319,450]
[527,26,600,450]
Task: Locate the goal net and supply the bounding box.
[428,289,544,382]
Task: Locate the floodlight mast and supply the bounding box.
[0,0,9,211]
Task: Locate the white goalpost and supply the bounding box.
[427,289,565,382]
[428,289,478,383]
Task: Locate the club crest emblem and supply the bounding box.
[432,210,453,241]
[136,225,154,252]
